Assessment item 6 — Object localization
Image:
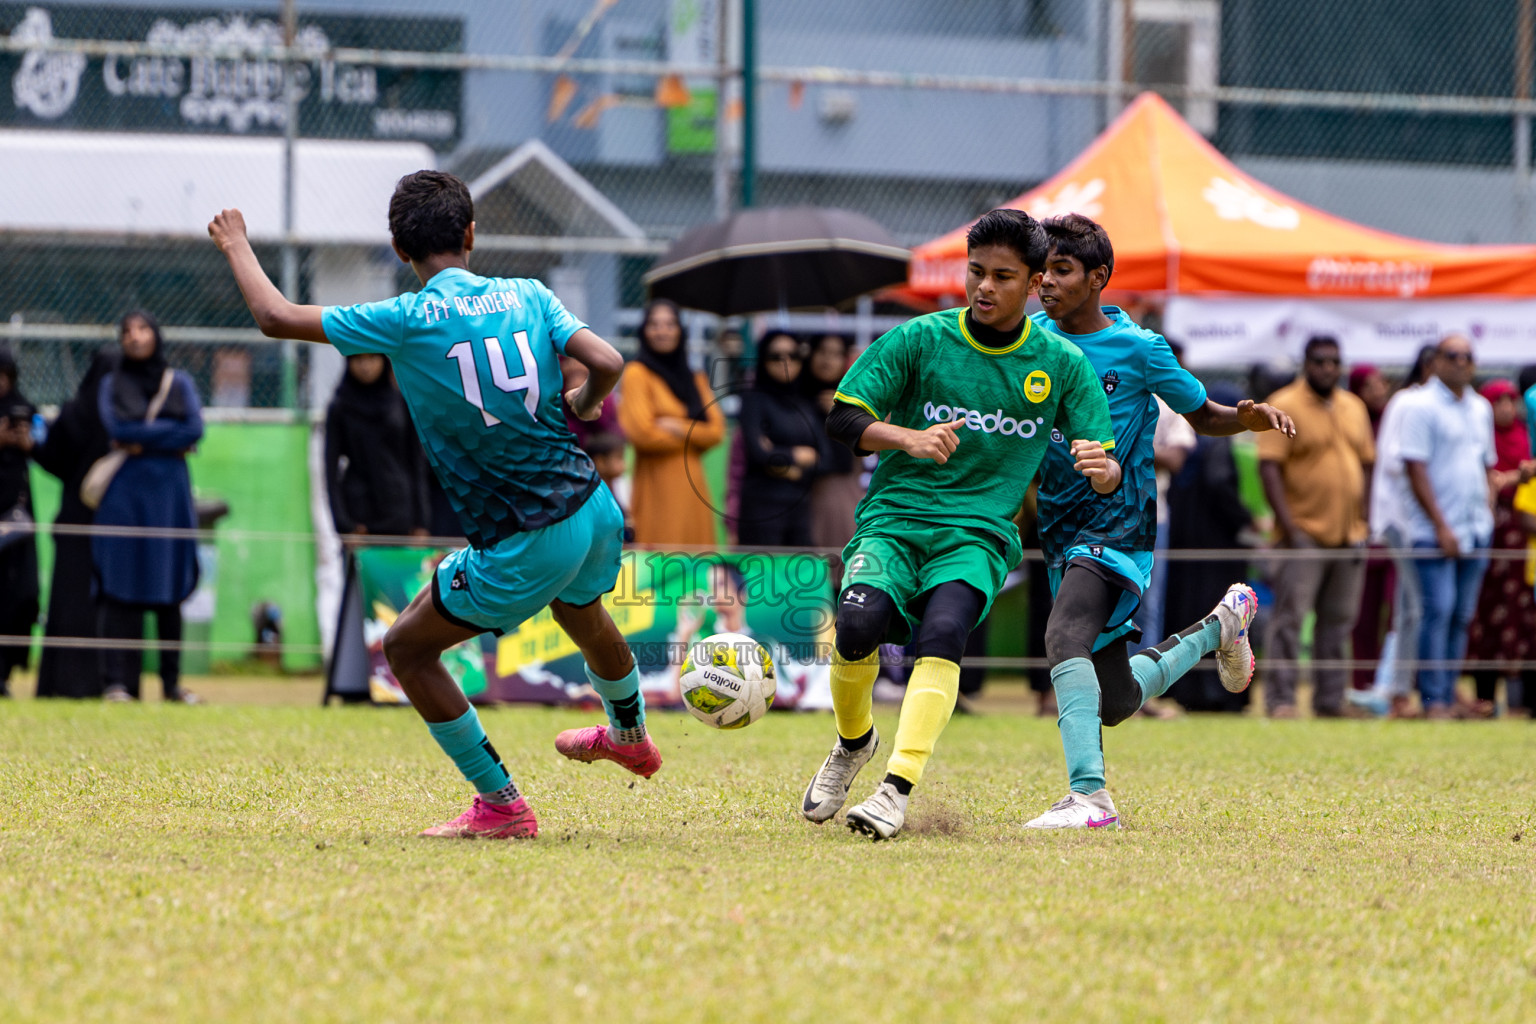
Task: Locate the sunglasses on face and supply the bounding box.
[1439,351,1474,364]
[767,350,802,361]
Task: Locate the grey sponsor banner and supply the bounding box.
[1164,295,1536,366]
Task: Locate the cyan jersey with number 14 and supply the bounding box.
[1029,306,1206,568]
[322,267,599,549]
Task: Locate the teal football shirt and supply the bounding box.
[1029,306,1207,568]
[322,267,599,549]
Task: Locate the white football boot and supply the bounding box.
[1213,583,1259,693]
[800,729,879,823]
[1023,788,1119,830]
[845,781,908,840]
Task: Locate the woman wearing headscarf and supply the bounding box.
[325,353,431,540]
[733,331,826,547]
[618,299,726,546]
[32,347,118,698]
[0,347,39,696]
[94,311,203,703]
[1465,378,1535,716]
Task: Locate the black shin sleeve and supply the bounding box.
[1044,564,1119,668]
[910,581,986,663]
[1093,644,1141,726]
[834,584,897,662]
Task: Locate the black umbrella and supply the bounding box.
[643,206,910,315]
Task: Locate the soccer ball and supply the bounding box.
[679,632,775,730]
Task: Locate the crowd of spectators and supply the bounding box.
[2,313,205,702]
[1271,334,1536,719]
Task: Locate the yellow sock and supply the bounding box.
[830,648,879,741]
[886,657,961,787]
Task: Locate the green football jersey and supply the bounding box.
[834,307,1116,566]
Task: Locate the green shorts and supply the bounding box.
[839,516,1015,645]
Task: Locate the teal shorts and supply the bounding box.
[1047,544,1155,652]
[432,482,625,635]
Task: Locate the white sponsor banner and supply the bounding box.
[1164,296,1536,367]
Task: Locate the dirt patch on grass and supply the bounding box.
[905,802,966,837]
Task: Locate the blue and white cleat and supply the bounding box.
[1213,583,1258,693]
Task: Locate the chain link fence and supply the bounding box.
[5,0,1536,408]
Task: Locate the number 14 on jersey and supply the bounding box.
[447,332,540,427]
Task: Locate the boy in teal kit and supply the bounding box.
[210,171,657,840]
[1024,213,1295,829]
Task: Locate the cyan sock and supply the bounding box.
[586,663,647,745]
[1131,616,1222,704]
[426,706,513,796]
[1051,657,1106,795]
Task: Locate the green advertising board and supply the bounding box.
[3,4,462,149]
[340,546,837,708]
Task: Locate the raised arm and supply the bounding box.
[208,209,328,343]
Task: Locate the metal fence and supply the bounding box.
[5,0,1536,408]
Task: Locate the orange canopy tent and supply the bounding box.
[905,93,1536,364]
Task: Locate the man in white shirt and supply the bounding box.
[1396,335,1497,717]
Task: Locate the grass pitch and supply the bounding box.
[2,694,1534,1023]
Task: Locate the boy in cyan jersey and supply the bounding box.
[800,209,1121,840]
[209,172,658,840]
[1024,213,1295,829]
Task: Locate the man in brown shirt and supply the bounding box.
[1258,335,1376,717]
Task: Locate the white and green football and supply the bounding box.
[679,632,775,730]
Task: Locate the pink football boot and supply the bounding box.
[555,726,662,779]
[420,796,539,839]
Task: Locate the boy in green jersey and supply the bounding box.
[800,209,1122,839]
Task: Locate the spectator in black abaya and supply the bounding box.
[0,347,39,696]
[32,348,117,698]
[734,331,827,547]
[1164,383,1255,712]
[94,311,203,703]
[325,353,431,541]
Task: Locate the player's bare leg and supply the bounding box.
[384,587,537,839]
[384,586,481,722]
[550,598,661,778]
[550,597,634,681]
